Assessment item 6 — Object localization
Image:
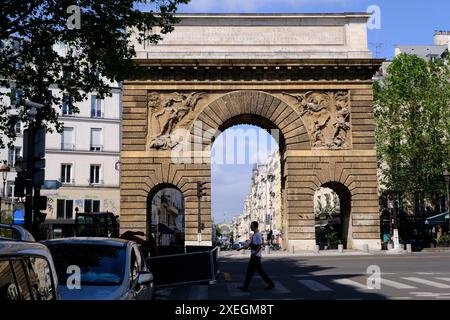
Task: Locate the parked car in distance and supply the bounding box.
[42,238,154,300]
[0,225,59,300]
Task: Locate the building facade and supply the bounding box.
[0,73,122,238]
[232,151,282,243]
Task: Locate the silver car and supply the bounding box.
[42,238,154,300]
[0,225,60,301]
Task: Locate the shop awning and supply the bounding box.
[425,212,449,226]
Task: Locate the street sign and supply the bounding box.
[41,180,63,190]
[13,209,25,225]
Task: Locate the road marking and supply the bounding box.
[226,283,250,297]
[381,278,417,289]
[391,297,413,300]
[402,277,450,289]
[435,277,450,283]
[188,285,208,300]
[273,281,291,294]
[333,279,368,290]
[298,280,333,292]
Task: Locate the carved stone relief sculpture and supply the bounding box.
[283,91,351,149]
[147,92,205,150]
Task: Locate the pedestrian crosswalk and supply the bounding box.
[154,274,450,300]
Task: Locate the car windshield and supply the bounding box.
[46,243,125,286]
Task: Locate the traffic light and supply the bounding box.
[196,181,207,198]
[14,176,25,197]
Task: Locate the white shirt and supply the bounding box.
[250,232,263,257]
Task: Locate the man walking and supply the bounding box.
[237,221,274,291]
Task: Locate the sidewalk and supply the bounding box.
[219,248,411,258]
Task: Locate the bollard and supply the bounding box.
[265,245,270,255]
[290,245,295,254]
[362,244,369,253]
[406,244,412,253]
[314,245,320,254]
[338,244,344,253]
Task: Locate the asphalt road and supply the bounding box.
[154,252,450,300]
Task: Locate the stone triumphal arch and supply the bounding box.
[120,14,383,251]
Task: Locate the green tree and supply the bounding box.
[374,53,450,211]
[214,224,222,238]
[0,0,189,148]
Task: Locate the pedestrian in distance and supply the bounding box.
[237,221,275,292]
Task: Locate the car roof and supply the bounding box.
[42,237,130,247]
[0,241,54,261]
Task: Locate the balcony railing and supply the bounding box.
[61,143,74,151]
[60,179,75,184]
[88,179,104,185]
[90,144,103,152]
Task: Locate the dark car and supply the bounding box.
[42,238,154,300]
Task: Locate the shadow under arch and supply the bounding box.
[146,183,185,247]
[319,181,352,249]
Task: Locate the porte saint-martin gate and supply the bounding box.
[120,13,384,251]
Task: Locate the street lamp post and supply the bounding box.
[0,161,11,223]
[444,169,450,236]
[1,160,10,198]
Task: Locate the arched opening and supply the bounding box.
[210,114,285,250]
[146,184,185,252]
[314,182,352,250]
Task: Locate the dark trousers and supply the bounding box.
[243,255,273,288]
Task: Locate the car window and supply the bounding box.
[0,260,20,300]
[46,243,125,286]
[10,260,32,300]
[23,257,55,300]
[130,247,139,284]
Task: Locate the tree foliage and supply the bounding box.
[0,0,189,148]
[374,53,450,210]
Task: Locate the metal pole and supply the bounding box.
[24,125,34,233]
[197,195,202,244]
[2,179,5,197]
[446,178,450,236]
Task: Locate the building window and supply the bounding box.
[60,164,72,184]
[90,95,103,118]
[6,181,14,197]
[90,128,102,151]
[84,199,100,213]
[10,88,23,108]
[8,147,21,166]
[62,94,74,115]
[90,165,101,184]
[56,199,73,219]
[14,122,21,134]
[61,127,74,150]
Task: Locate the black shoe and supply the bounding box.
[237,286,248,292]
[265,283,275,290]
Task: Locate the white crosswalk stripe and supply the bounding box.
[226,283,250,297]
[188,285,209,300]
[381,278,417,289]
[402,277,450,289]
[273,281,291,294]
[298,279,333,292]
[333,278,367,290]
[435,277,450,283]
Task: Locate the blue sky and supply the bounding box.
[175,0,450,223]
[178,0,450,59]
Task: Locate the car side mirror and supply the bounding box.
[138,271,153,286]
